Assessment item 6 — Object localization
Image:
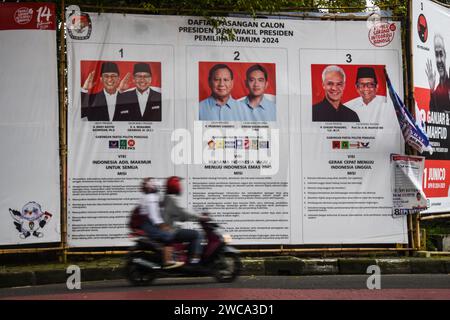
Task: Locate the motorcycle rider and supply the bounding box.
[161,176,209,265]
[138,177,184,269]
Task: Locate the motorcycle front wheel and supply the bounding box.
[125,260,157,286]
[212,252,242,283]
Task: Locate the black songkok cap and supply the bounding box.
[356,67,377,83]
[133,63,152,75]
[101,62,119,75]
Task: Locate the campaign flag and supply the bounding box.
[385,68,433,154]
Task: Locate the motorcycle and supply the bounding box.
[124,218,242,286]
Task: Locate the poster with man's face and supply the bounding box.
[198,61,276,121]
[412,0,450,212]
[80,60,161,122]
[311,64,387,123]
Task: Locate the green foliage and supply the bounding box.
[372,0,408,17]
[313,0,367,13]
[33,0,401,16]
[20,0,415,19]
[422,219,450,251]
[422,219,450,235]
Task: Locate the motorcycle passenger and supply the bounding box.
[139,177,184,269]
[162,176,208,265]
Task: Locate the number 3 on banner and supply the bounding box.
[37,6,52,23]
[346,54,352,63]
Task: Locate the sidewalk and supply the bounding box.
[1,254,450,288]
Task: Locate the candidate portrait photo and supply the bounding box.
[80,60,162,122]
[311,64,387,123]
[198,61,276,122]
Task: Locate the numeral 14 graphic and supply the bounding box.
[37,6,52,23]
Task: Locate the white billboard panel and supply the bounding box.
[0,3,60,245]
[67,12,406,246]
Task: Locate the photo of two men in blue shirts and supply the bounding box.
[199,63,276,122]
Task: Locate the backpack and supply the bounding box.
[128,205,146,229]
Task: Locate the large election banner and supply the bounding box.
[412,0,450,213]
[0,3,60,245]
[66,9,407,247]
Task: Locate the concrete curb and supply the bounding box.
[1,257,450,288]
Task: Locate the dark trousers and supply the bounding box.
[173,229,202,258]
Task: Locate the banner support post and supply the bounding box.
[415,214,421,250]
[408,214,415,251]
[58,0,68,264]
[407,0,423,254]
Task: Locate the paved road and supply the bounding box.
[1,275,449,300]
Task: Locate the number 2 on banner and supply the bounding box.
[37,6,52,23]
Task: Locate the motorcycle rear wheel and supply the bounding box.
[213,252,241,283]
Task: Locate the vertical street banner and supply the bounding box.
[412,0,450,213]
[0,3,60,245]
[391,154,427,217]
[66,10,406,247]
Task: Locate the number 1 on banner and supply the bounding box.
[119,48,124,58]
[37,6,52,23]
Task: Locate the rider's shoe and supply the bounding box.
[163,261,185,269]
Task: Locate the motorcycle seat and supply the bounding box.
[129,229,147,237]
[130,229,164,251]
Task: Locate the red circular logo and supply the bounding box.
[368,22,395,47]
[14,7,33,25]
[417,14,428,43]
[128,139,135,147]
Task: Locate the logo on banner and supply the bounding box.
[109,140,119,149]
[259,141,269,149]
[333,140,369,149]
[368,22,396,47]
[216,139,224,149]
[417,14,428,43]
[358,142,370,149]
[206,138,270,150]
[351,142,370,149]
[113,139,136,150]
[14,7,33,25]
[67,12,92,40]
[244,138,250,150]
[225,140,235,149]
[9,202,52,239]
